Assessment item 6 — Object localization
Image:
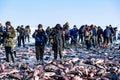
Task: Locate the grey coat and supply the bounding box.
[52,29,64,51]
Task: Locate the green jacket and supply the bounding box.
[4,26,16,48]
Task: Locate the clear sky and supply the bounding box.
[0,0,120,29]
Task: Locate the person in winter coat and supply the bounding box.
[45,26,52,46]
[16,26,21,47]
[25,25,31,42]
[19,25,25,47]
[63,22,69,30]
[32,24,47,62]
[91,25,97,48]
[78,25,85,45]
[3,21,16,62]
[50,24,64,60]
[113,27,117,42]
[70,25,78,50]
[63,22,70,48]
[109,25,115,44]
[64,29,70,47]
[85,26,92,49]
[97,26,103,47]
[103,26,112,47]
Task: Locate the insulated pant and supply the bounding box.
[20,36,25,47]
[53,45,63,60]
[104,37,110,44]
[91,36,97,47]
[17,36,21,47]
[35,46,45,61]
[85,40,91,49]
[5,47,15,62]
[78,33,84,44]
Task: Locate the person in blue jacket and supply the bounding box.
[32,24,47,62]
[103,26,112,46]
[91,25,97,48]
[70,25,78,50]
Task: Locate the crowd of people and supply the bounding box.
[16,25,31,47]
[0,21,118,62]
[0,21,31,62]
[0,21,120,80]
[45,22,118,50]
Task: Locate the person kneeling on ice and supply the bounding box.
[32,24,47,62]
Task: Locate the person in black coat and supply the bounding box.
[50,24,64,60]
[18,25,25,47]
[16,26,21,47]
[97,26,103,47]
[32,24,47,62]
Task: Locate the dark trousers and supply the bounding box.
[98,36,102,46]
[110,36,113,44]
[20,36,25,47]
[85,40,91,49]
[104,37,110,44]
[91,36,95,47]
[79,34,84,44]
[54,50,63,60]
[5,47,15,62]
[17,36,21,47]
[35,46,44,61]
[54,46,63,60]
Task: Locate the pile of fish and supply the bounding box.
[0,43,120,80]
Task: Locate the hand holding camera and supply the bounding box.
[35,30,38,35]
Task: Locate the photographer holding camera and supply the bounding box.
[3,21,16,62]
[32,24,47,63]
